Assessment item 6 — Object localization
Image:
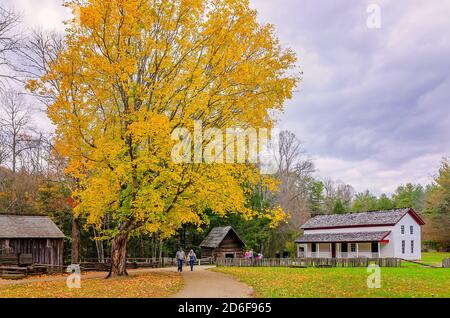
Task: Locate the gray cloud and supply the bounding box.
[251,0,450,194]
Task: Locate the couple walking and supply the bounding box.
[175,248,197,272]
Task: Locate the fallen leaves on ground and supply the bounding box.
[0,271,182,298]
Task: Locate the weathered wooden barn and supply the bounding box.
[0,215,65,265]
[200,226,245,259]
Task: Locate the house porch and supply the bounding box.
[297,242,384,259]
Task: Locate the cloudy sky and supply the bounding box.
[2,0,449,195]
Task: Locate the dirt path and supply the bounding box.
[170,266,253,298]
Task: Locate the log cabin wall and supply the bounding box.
[8,238,64,265]
[212,232,244,258]
[200,226,246,259]
[201,247,213,258]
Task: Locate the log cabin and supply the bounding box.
[0,215,65,265]
[200,226,245,259]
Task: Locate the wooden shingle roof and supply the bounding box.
[296,231,391,243]
[301,208,424,230]
[0,215,65,239]
[200,226,245,248]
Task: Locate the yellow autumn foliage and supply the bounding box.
[30,0,298,240]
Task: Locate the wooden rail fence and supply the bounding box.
[216,257,402,268]
[443,258,450,268]
[78,257,214,272]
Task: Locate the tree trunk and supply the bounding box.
[92,226,105,263]
[159,237,163,263]
[107,233,128,277]
[71,216,80,264]
[12,133,17,174]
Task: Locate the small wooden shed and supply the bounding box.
[200,226,245,259]
[0,215,65,266]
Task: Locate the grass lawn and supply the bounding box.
[420,252,450,266]
[0,271,182,298]
[213,266,450,298]
[401,252,450,268]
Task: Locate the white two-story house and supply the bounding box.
[296,208,425,260]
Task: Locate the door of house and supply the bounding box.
[331,243,336,258]
[298,246,305,258]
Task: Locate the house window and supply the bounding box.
[298,246,305,257]
[410,225,414,235]
[402,240,405,254]
[311,243,317,252]
[410,240,414,254]
[401,225,405,234]
[350,243,357,253]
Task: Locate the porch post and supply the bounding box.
[378,242,381,258]
[356,243,359,258]
[330,243,332,258]
[305,244,308,258]
[317,243,320,258]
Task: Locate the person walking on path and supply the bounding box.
[176,248,186,272]
[188,249,197,271]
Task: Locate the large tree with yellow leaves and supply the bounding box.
[30,0,298,276]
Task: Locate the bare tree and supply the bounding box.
[0,90,32,173]
[335,182,355,210]
[272,130,315,228]
[323,178,336,213]
[0,6,22,86]
[276,131,303,175]
[321,178,355,214]
[20,29,64,104]
[0,130,8,165]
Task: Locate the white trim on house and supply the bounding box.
[296,209,423,260]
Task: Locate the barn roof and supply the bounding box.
[0,215,65,239]
[296,231,391,243]
[200,226,245,248]
[301,208,424,230]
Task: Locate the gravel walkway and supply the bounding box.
[170,266,253,298]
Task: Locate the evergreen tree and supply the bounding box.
[332,199,346,214]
